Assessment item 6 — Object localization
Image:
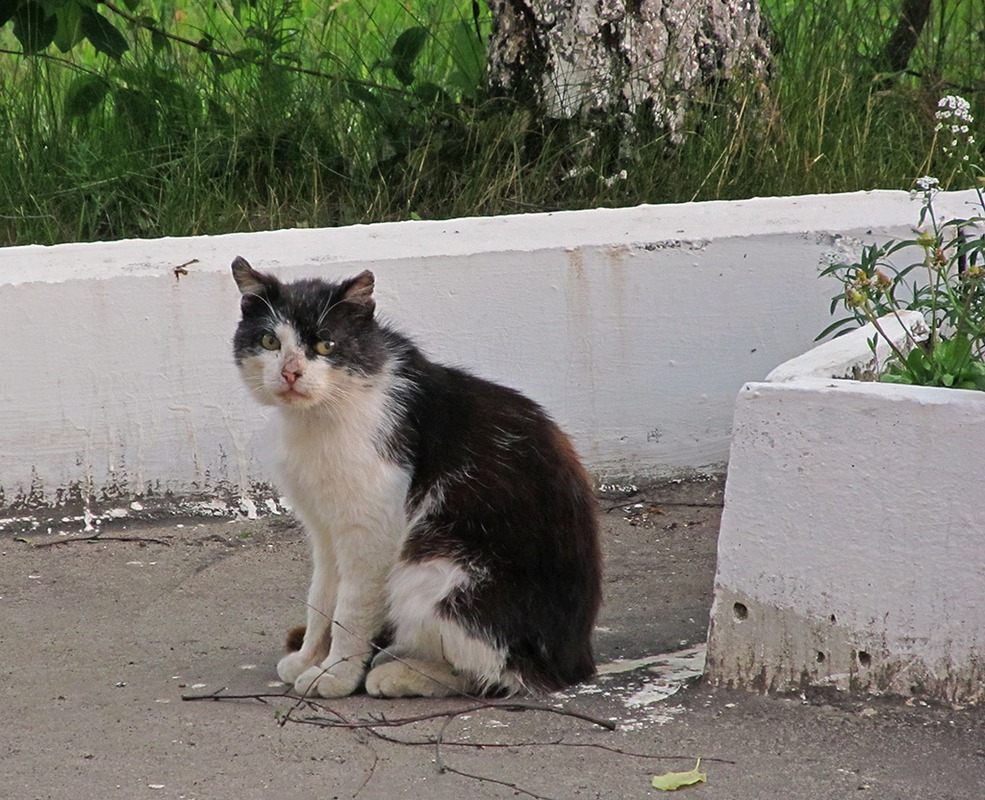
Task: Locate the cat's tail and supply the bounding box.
[285,625,306,652]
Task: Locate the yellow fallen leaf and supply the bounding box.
[651,759,707,791]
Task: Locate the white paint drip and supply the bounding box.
[597,644,707,678]
[239,497,258,520]
[0,495,283,537]
[554,645,707,731]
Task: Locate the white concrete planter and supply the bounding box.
[706,313,985,703]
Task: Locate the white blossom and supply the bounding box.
[935,95,976,161]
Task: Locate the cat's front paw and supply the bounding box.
[277,651,314,685]
[294,661,363,698]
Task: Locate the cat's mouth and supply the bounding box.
[276,387,312,404]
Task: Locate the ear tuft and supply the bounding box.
[342,270,376,311]
[232,256,275,297]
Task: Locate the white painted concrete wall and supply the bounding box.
[1,190,979,508]
[707,315,985,702]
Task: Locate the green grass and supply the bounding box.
[0,0,983,246]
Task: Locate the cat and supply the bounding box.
[231,256,602,698]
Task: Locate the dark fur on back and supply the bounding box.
[393,352,602,689]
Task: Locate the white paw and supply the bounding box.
[277,651,313,685]
[365,660,463,698]
[294,662,363,698]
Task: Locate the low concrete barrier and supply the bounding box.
[707,313,985,703]
[1,190,979,508]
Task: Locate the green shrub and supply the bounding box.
[0,0,982,245]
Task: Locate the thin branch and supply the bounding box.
[352,741,380,799]
[536,741,736,765]
[31,534,172,548]
[433,712,457,774]
[181,687,616,734]
[0,48,110,82]
[334,729,737,765]
[428,703,562,800]
[183,687,730,797]
[276,698,615,731]
[437,762,559,800]
[182,689,291,702]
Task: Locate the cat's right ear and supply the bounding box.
[232,257,276,309]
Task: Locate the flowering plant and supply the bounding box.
[820,97,985,390]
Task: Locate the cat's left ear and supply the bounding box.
[342,270,375,313]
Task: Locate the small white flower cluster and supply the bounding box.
[604,169,628,188]
[935,95,975,161]
[915,175,940,193]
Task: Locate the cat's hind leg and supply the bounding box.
[366,558,522,698]
[364,655,470,698]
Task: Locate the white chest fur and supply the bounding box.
[272,382,411,546]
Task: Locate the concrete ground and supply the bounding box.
[2,478,983,800]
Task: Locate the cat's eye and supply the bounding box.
[260,333,280,351]
[315,340,336,356]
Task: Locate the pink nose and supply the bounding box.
[281,367,302,385]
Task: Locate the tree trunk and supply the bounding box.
[880,0,932,74]
[485,0,771,140]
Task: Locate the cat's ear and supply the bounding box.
[232,257,277,305]
[341,270,375,313]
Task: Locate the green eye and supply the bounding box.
[315,340,336,356]
[260,333,280,351]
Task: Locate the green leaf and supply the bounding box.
[413,82,450,105]
[150,26,169,52]
[815,315,856,341]
[392,25,427,66]
[114,86,157,133]
[64,74,108,117]
[651,760,707,791]
[446,19,485,98]
[0,0,18,27]
[348,83,382,110]
[390,25,427,85]
[13,2,58,53]
[52,0,83,52]
[80,6,128,59]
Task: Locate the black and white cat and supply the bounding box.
[231,257,601,698]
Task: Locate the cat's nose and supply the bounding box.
[281,367,303,385]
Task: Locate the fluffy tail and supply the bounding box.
[285,625,305,652]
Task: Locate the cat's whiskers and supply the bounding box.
[316,294,355,330]
[242,289,283,323]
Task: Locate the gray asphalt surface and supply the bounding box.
[2,478,983,799]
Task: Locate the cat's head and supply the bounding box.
[231,257,385,411]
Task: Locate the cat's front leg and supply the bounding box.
[293,567,389,698]
[278,541,336,684]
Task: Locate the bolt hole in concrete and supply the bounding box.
[857,650,872,667]
[829,614,837,624]
[732,602,749,621]
[816,651,826,663]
